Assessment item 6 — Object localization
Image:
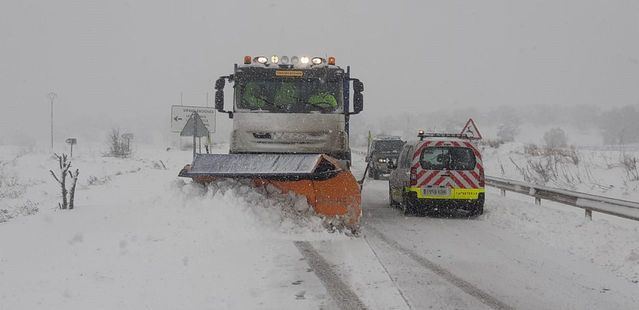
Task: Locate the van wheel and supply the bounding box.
[469,195,485,217]
[389,186,399,208]
[402,193,416,215]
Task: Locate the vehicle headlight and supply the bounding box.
[255,56,268,64]
[378,158,388,163]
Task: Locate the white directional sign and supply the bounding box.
[171,105,216,133]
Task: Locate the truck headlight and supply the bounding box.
[377,158,388,163]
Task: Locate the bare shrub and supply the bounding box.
[516,144,582,188]
[480,139,504,149]
[49,153,80,210]
[0,200,39,223]
[0,162,24,199]
[525,143,579,165]
[621,154,639,181]
[87,175,111,186]
[524,144,543,156]
[107,129,132,158]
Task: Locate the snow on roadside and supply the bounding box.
[0,144,349,309]
[484,187,639,284]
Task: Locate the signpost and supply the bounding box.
[65,138,77,157]
[181,112,209,159]
[171,105,216,134]
[48,92,57,151]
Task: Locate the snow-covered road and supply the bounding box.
[357,180,639,309]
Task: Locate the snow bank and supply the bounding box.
[171,178,346,240]
[0,144,348,309]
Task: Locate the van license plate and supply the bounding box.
[423,188,451,197]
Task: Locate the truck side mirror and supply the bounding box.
[353,80,364,93]
[353,93,363,114]
[215,77,225,90]
[351,79,364,114]
[214,77,233,118]
[215,90,224,111]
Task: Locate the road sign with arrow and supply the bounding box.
[171,105,216,133]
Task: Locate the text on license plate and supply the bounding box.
[423,188,451,196]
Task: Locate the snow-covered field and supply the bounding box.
[1,143,638,309]
[482,142,639,201]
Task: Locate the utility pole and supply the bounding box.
[48,92,57,151]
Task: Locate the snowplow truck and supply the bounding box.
[179,55,364,231]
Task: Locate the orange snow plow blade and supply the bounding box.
[179,153,362,230]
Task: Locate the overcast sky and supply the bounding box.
[1,0,638,144]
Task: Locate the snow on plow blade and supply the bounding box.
[179,153,362,230]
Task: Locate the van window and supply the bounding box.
[420,147,476,170]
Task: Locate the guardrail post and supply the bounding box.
[534,197,541,205]
[500,189,506,197]
[585,209,592,220]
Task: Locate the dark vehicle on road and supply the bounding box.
[366,136,405,179]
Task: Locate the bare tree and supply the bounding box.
[49,153,79,210]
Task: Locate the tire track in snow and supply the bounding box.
[366,227,514,310]
[294,241,367,310]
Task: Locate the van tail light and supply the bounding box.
[479,172,485,187]
[410,167,417,186]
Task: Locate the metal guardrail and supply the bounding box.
[486,176,639,221]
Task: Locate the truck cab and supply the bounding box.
[214,55,364,167]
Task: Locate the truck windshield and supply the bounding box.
[372,140,404,153]
[236,79,343,113]
[420,147,476,170]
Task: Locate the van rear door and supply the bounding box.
[413,144,481,198]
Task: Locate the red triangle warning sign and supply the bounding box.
[460,118,482,139]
